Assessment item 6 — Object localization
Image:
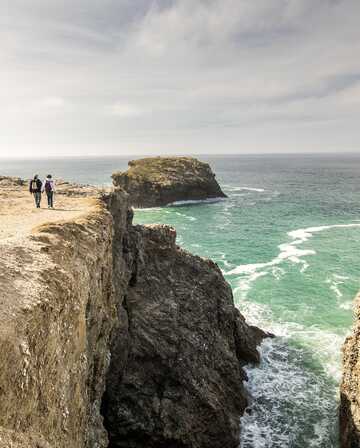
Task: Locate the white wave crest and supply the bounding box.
[239,187,265,192]
[224,185,265,193]
[133,207,162,211]
[168,197,226,206]
[224,223,360,298]
[326,273,353,308]
[288,223,360,243]
[240,335,340,448]
[227,222,360,279]
[226,245,315,277]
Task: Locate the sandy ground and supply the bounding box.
[0,181,98,243]
[0,178,102,332]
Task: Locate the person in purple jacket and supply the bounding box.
[42,174,56,209]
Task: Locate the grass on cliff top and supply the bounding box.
[113,157,209,183]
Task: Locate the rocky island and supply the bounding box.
[112,156,227,207]
[0,172,265,448]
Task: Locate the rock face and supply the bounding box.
[0,201,115,448]
[102,187,266,448]
[0,177,264,448]
[340,292,360,447]
[112,157,227,207]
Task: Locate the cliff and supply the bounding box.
[0,183,115,448]
[0,177,264,448]
[103,203,266,448]
[340,292,360,447]
[112,157,227,207]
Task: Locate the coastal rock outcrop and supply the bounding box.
[102,196,266,447]
[0,198,115,448]
[112,157,227,207]
[340,292,360,447]
[0,175,264,448]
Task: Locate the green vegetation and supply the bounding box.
[113,157,210,184]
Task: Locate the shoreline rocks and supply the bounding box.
[101,188,267,448]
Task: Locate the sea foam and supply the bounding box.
[223,185,265,193]
[168,197,226,206]
[227,222,360,280]
[288,223,360,243]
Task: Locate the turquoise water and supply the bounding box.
[2,154,360,447]
[133,155,360,447]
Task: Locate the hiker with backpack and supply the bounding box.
[42,174,56,209]
[29,175,42,208]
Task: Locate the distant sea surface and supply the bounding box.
[2,154,360,447]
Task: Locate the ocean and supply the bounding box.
[2,153,360,447]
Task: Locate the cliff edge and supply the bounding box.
[0,176,264,448]
[112,157,227,207]
[340,292,360,447]
[0,179,114,448]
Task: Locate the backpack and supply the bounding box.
[31,180,38,191]
[45,180,53,193]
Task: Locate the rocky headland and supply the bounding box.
[112,157,227,207]
[0,171,265,448]
[340,292,360,447]
[103,216,266,448]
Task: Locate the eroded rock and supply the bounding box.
[0,199,115,448]
[0,177,265,448]
[102,188,266,448]
[112,157,227,208]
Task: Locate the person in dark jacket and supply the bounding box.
[29,174,42,208]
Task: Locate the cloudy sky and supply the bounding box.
[1,0,360,157]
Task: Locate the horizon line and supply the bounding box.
[1,151,360,160]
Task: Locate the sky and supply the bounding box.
[1,0,360,157]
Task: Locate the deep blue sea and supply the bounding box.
[2,154,360,447]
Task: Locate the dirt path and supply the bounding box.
[0,178,102,330]
[0,181,98,243]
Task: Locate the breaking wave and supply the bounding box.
[226,222,360,280]
[224,185,265,193]
[231,222,360,447]
[239,336,339,448]
[168,197,226,206]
